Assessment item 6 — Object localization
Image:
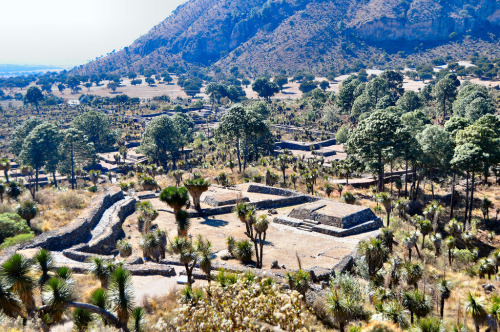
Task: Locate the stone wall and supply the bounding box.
[0,188,124,264]
[274,138,337,151]
[85,197,137,254]
[28,188,123,251]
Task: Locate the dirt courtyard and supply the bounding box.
[123,200,378,272]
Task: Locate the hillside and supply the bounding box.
[75,0,500,76]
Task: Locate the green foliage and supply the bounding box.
[0,213,32,243]
[286,269,310,297]
[0,233,34,250]
[252,77,279,100]
[335,125,350,144]
[72,111,119,152]
[234,239,253,263]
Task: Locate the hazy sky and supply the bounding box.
[0,0,186,67]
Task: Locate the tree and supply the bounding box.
[251,77,279,101]
[66,76,80,93]
[10,118,44,156]
[170,235,212,287]
[159,186,190,236]
[273,75,288,92]
[299,81,318,94]
[436,279,452,318]
[416,219,433,249]
[139,115,182,167]
[139,232,162,262]
[402,261,423,289]
[88,258,115,289]
[58,128,96,190]
[172,113,195,151]
[337,77,362,113]
[432,74,459,123]
[233,204,269,268]
[16,200,37,228]
[326,273,367,332]
[320,80,330,91]
[216,106,273,172]
[402,289,432,324]
[416,125,453,199]
[346,110,403,192]
[33,249,53,296]
[145,77,155,86]
[357,238,387,278]
[20,122,62,191]
[464,293,487,332]
[375,192,392,226]
[72,111,119,153]
[396,90,422,113]
[23,86,44,113]
[0,157,11,182]
[184,178,210,211]
[453,83,495,122]
[335,125,350,144]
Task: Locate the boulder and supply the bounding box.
[126,256,144,265]
[270,260,280,269]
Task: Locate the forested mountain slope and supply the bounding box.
[75,0,500,75]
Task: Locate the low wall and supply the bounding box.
[0,188,124,264]
[85,197,137,254]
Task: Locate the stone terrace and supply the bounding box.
[274,200,382,237]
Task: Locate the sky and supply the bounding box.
[0,0,187,68]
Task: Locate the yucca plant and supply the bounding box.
[175,209,191,237]
[34,249,53,292]
[1,253,36,315]
[184,177,210,211]
[73,308,94,332]
[42,277,74,324]
[464,292,487,332]
[286,269,310,297]
[117,239,133,257]
[234,240,253,263]
[109,268,135,328]
[140,233,162,262]
[16,200,37,227]
[0,280,23,318]
[129,307,146,332]
[88,257,115,289]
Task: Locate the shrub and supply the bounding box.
[286,269,310,296]
[139,175,158,191]
[16,200,37,226]
[342,191,357,204]
[117,239,132,257]
[0,213,32,243]
[171,274,315,331]
[0,233,34,250]
[234,240,253,263]
[226,236,236,256]
[88,185,98,193]
[119,182,129,191]
[56,191,86,210]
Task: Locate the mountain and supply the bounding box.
[75,0,500,76]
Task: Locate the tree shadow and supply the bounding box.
[199,217,229,228]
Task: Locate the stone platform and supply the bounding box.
[274,200,382,237]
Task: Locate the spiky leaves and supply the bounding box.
[184,177,210,211]
[109,268,134,327]
[1,254,35,315]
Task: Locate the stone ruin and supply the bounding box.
[203,189,250,207]
[274,200,382,237]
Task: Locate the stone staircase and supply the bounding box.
[274,215,382,237]
[296,219,320,232]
